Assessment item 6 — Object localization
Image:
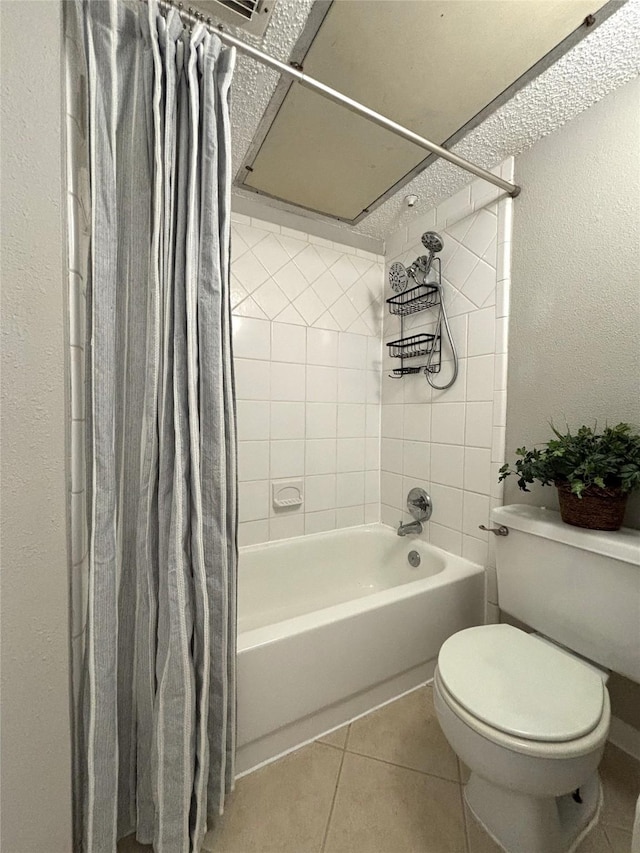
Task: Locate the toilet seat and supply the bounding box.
[437,625,608,747]
[434,667,610,760]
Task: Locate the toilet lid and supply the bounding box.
[438,625,605,742]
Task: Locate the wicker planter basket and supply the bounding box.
[555,481,628,531]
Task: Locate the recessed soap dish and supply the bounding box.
[272,480,304,509]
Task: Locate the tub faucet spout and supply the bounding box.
[397,519,423,537]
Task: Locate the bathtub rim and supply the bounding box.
[237,524,484,652]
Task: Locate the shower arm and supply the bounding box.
[150,0,521,199]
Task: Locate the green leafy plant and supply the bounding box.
[499,423,640,498]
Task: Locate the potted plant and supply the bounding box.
[499,423,640,531]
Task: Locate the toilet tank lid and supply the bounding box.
[491,505,640,567]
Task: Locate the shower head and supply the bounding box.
[388,261,409,293]
[421,231,444,254]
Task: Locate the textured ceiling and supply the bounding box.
[226,0,640,242]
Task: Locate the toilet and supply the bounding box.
[433,504,640,853]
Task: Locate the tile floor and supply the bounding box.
[119,685,640,853]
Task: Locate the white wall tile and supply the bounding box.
[381,404,404,439]
[365,470,380,504]
[252,280,289,319]
[238,441,269,482]
[337,404,366,437]
[431,402,465,445]
[402,441,430,481]
[338,368,366,403]
[337,438,365,473]
[306,402,337,438]
[464,401,493,448]
[428,483,463,531]
[466,355,495,402]
[491,426,506,464]
[461,534,490,571]
[237,401,270,441]
[365,370,381,404]
[430,443,464,489]
[305,474,336,512]
[305,439,337,476]
[430,523,462,556]
[336,505,365,529]
[306,327,338,366]
[271,362,305,401]
[269,513,304,542]
[238,481,269,522]
[338,332,368,369]
[494,353,508,392]
[365,437,379,470]
[463,209,497,259]
[467,306,496,357]
[464,447,492,495]
[235,359,270,400]
[271,402,305,440]
[462,491,490,538]
[270,439,304,479]
[238,520,269,547]
[306,365,337,402]
[495,316,508,354]
[462,259,496,308]
[305,509,336,535]
[272,322,306,363]
[337,472,365,507]
[493,390,507,427]
[381,471,403,509]
[381,437,403,473]
[402,404,430,443]
[364,503,379,524]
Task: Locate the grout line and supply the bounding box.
[320,744,347,853]
[458,773,472,853]
[341,747,460,786]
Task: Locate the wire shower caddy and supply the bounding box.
[386,257,443,378]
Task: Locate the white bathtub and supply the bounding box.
[236,524,485,775]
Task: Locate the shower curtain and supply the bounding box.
[68,2,237,851]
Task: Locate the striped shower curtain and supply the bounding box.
[71,2,237,850]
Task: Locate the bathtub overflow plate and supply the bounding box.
[408,550,421,568]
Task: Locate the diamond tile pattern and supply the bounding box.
[231,217,384,337]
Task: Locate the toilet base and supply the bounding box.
[464,770,602,853]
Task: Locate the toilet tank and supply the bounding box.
[491,504,640,684]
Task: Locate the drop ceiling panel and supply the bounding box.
[242,0,607,221]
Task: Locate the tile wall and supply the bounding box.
[380,161,514,619]
[231,215,384,546]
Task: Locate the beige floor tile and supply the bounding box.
[318,724,350,750]
[575,825,613,852]
[459,759,471,784]
[203,742,342,853]
[600,744,640,831]
[345,686,459,782]
[324,752,466,853]
[605,825,633,853]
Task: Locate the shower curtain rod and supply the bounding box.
[152,0,521,199]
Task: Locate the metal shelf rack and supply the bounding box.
[386,258,443,378]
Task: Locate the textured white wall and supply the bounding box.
[507,76,640,735]
[0,3,73,850]
[506,75,640,529]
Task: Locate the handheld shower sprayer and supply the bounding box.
[421,231,458,391]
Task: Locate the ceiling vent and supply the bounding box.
[193,0,276,37]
